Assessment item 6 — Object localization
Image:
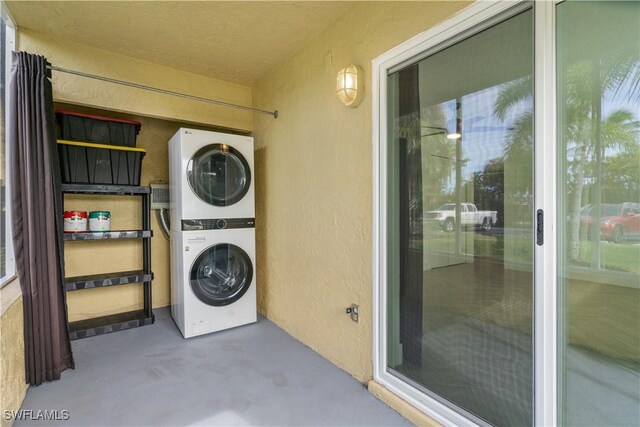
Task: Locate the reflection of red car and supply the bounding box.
[580,203,640,243]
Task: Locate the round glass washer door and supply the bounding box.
[187,144,251,206]
[190,243,253,306]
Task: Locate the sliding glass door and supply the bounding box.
[376,1,639,426]
[557,1,640,425]
[386,7,534,426]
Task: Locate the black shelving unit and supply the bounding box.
[61,183,154,340]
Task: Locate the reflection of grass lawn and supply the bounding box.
[411,229,529,261]
[410,230,639,274]
[576,241,640,274]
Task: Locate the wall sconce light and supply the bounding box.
[336,65,363,107]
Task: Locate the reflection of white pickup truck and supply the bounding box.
[423,203,498,232]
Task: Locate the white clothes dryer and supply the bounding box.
[169,128,254,230]
[170,228,257,338]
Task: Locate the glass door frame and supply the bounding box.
[371,1,558,425]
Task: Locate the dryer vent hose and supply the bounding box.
[156,209,171,240]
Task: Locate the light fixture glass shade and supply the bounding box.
[337,65,363,107]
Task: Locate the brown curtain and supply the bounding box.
[8,52,74,385]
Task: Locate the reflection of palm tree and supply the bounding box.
[561,60,638,258]
[395,105,456,217]
[494,75,534,230]
[419,106,456,209]
[494,49,639,260]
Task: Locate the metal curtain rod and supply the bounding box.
[47,65,278,118]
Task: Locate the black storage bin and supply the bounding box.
[58,140,145,186]
[56,110,142,147]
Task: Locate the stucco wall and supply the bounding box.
[18,29,253,133]
[0,281,28,427]
[252,1,469,423]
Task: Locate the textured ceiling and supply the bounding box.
[6,1,357,86]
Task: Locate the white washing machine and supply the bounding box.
[169,128,254,230]
[170,228,257,338]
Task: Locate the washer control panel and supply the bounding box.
[182,218,255,231]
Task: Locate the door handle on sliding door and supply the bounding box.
[536,209,544,246]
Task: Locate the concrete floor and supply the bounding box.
[17,308,409,427]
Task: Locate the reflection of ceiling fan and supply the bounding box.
[421,125,461,140]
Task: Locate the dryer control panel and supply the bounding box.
[182,218,255,231]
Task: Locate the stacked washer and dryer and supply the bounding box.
[169,128,256,338]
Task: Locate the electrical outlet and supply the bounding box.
[345,304,359,323]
